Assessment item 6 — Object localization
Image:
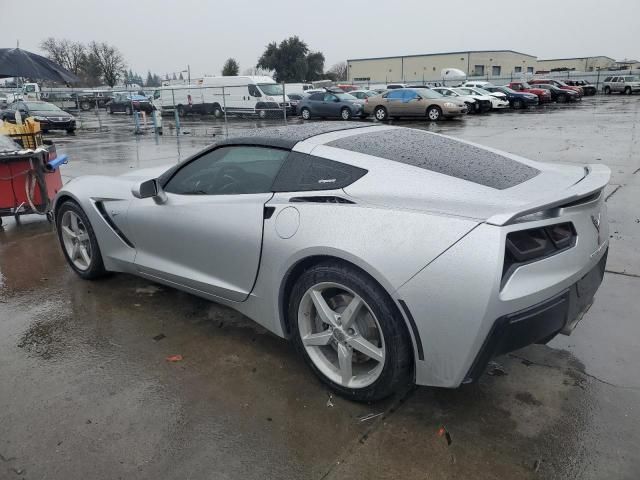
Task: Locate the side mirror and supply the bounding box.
[333,97,340,102]
[132,178,167,204]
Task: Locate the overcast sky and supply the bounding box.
[4,0,639,78]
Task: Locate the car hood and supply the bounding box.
[119,165,171,181]
[31,109,73,118]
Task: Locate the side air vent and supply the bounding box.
[289,196,355,204]
[502,222,576,287]
[94,201,135,248]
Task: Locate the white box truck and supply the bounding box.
[152,76,291,118]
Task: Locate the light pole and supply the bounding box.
[181,65,191,85]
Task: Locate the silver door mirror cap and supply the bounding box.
[132,179,167,204]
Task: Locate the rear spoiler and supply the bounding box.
[486,164,611,226]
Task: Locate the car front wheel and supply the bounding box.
[340,107,352,120]
[513,99,523,109]
[604,86,611,94]
[56,201,107,280]
[427,106,442,121]
[289,261,412,402]
[300,107,311,120]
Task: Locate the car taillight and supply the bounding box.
[502,222,576,285]
[365,97,368,103]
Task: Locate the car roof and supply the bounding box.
[220,122,375,149]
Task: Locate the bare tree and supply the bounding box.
[89,41,126,87]
[328,62,348,81]
[40,38,86,75]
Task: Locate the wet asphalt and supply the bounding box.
[1,96,639,479]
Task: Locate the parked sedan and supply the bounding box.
[531,84,580,103]
[107,93,153,115]
[52,122,610,401]
[1,100,76,133]
[563,80,597,96]
[433,87,489,113]
[364,88,467,121]
[529,79,583,97]
[298,91,364,120]
[482,85,539,109]
[455,87,510,110]
[507,82,553,103]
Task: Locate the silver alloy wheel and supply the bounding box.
[428,107,440,120]
[301,108,310,120]
[298,282,385,389]
[341,108,351,120]
[374,108,386,120]
[60,210,92,271]
[258,109,267,119]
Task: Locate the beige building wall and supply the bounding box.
[536,56,616,72]
[347,50,537,83]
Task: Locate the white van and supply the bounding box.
[153,85,219,116]
[284,83,314,95]
[199,76,291,118]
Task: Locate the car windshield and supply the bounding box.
[24,102,62,111]
[364,91,377,97]
[555,80,568,86]
[499,86,517,94]
[415,89,443,99]
[454,88,474,96]
[474,87,493,96]
[520,82,532,88]
[258,83,283,96]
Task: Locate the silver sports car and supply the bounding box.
[53,123,610,401]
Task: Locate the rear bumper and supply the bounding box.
[464,249,607,382]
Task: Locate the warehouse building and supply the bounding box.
[347,50,538,83]
[536,56,616,72]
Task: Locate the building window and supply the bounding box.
[527,66,534,74]
[474,65,484,76]
[514,66,522,73]
[492,66,501,76]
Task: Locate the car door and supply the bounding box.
[384,90,405,116]
[322,93,339,116]
[402,89,422,116]
[126,145,289,302]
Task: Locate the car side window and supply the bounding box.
[403,90,418,101]
[248,84,261,97]
[309,93,323,101]
[323,93,337,102]
[387,90,404,100]
[164,146,289,196]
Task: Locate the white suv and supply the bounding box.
[602,75,640,95]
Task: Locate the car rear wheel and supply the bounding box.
[258,109,268,119]
[289,261,412,402]
[56,201,107,280]
[340,108,352,120]
[213,104,223,118]
[301,107,311,120]
[427,105,442,121]
[604,86,611,94]
[557,94,567,103]
[80,101,91,111]
[125,106,132,115]
[374,106,388,121]
[625,87,632,95]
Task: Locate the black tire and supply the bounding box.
[177,105,186,117]
[80,101,91,111]
[625,87,632,95]
[66,128,76,134]
[300,107,311,120]
[557,94,567,104]
[373,106,388,121]
[213,104,223,118]
[340,107,352,120]
[125,106,132,115]
[513,99,523,109]
[288,261,413,402]
[108,105,114,114]
[426,105,442,121]
[604,86,611,95]
[55,200,108,280]
[258,109,268,119]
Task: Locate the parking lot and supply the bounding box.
[1,95,639,479]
